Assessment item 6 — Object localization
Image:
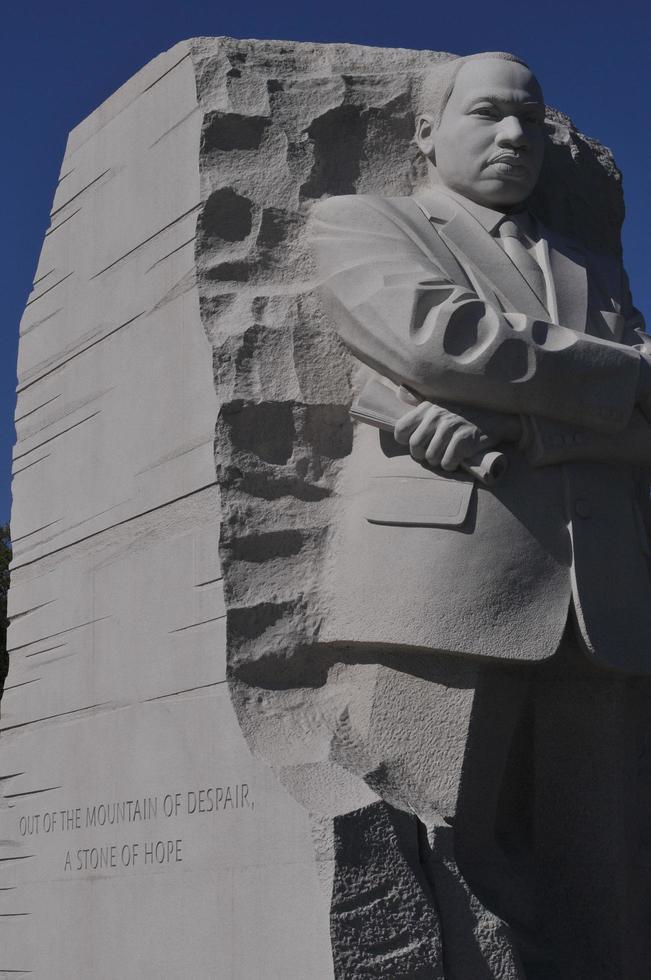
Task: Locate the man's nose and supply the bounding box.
[495,115,528,148]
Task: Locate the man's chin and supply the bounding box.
[468,179,534,210]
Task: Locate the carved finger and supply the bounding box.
[394,404,430,444]
[440,427,481,471]
[423,426,452,467]
[410,407,447,460]
[410,405,445,445]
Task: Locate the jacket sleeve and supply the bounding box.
[310,194,642,434]
[525,409,651,467]
[526,268,651,465]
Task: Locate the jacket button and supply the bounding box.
[574,496,591,518]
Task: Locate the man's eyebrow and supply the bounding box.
[462,93,544,109]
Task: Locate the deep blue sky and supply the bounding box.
[2,0,650,525]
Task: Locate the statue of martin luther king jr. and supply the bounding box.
[310,51,651,979]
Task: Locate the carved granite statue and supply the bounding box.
[307,52,651,979]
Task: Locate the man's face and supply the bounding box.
[418,59,546,209]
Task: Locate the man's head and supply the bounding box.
[416,53,546,209]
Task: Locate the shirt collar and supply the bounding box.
[434,185,538,240]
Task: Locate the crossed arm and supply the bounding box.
[310,194,651,470]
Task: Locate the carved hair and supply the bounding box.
[417,52,535,125]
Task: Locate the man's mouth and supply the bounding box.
[487,154,529,176]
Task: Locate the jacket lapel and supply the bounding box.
[415,188,550,320]
[543,229,588,332]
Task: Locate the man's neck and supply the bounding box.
[425,183,535,238]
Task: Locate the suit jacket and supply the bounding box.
[310,188,651,671]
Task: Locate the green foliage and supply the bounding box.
[0,523,11,699]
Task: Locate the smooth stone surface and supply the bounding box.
[4,39,333,980]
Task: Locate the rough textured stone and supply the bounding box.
[330,803,444,978]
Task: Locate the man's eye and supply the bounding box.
[472,106,498,119]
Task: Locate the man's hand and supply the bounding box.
[394,400,521,471]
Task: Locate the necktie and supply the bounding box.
[497,218,547,310]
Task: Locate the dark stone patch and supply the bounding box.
[299,404,353,460]
[199,188,253,243]
[256,207,291,249]
[229,641,331,690]
[300,104,366,199]
[205,259,253,283]
[219,401,296,464]
[224,529,306,563]
[201,112,270,152]
[530,109,623,255]
[257,208,302,250]
[227,600,296,641]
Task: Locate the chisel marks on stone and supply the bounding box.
[8,618,109,655]
[25,272,74,308]
[50,169,112,218]
[44,207,82,239]
[12,455,50,477]
[142,49,192,93]
[170,614,226,633]
[2,786,61,801]
[0,702,113,736]
[90,205,201,279]
[15,395,61,424]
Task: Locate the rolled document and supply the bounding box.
[350,379,508,488]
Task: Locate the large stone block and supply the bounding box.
[5,36,638,979]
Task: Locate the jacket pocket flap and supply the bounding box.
[365,475,474,527]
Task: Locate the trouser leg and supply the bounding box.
[531,633,640,980]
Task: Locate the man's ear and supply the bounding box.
[415,113,437,160]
